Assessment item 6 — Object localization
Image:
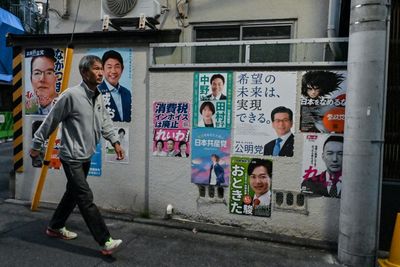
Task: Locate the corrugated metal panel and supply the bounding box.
[383,1,400,181]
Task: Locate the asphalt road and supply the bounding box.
[0,141,12,199]
[0,141,342,267]
[0,201,342,267]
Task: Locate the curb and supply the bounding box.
[2,199,337,252]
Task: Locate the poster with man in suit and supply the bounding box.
[233,71,297,156]
[300,134,343,198]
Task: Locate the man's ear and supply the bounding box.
[81,70,88,81]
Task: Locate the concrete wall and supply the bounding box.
[17,46,149,214]
[148,71,340,242]
[14,0,344,243]
[48,0,329,39]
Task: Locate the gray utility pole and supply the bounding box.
[338,0,390,266]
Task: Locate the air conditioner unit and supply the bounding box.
[101,0,161,19]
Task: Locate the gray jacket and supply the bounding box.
[32,82,119,162]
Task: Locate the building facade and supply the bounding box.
[14,0,389,254]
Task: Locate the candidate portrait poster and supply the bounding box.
[230,157,273,217]
[193,72,233,129]
[299,70,347,133]
[152,101,191,157]
[233,72,297,156]
[24,48,65,115]
[105,126,129,164]
[300,134,343,198]
[88,48,133,122]
[191,128,231,186]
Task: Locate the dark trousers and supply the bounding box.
[48,159,110,246]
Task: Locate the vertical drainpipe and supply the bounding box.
[327,0,342,59]
[338,0,390,266]
[62,0,69,19]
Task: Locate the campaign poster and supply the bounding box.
[87,48,133,122]
[105,127,129,163]
[193,72,233,129]
[233,72,297,156]
[191,128,231,186]
[300,134,343,198]
[31,120,61,170]
[24,48,65,115]
[230,157,273,217]
[152,101,190,157]
[88,143,102,176]
[299,70,347,133]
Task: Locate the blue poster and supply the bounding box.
[191,128,231,185]
[87,48,133,122]
[88,142,102,176]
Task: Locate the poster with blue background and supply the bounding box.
[191,128,231,186]
[88,143,102,176]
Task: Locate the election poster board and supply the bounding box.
[233,72,297,156]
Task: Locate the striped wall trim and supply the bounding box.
[13,46,23,173]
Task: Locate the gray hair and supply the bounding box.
[78,55,102,76]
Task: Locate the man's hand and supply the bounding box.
[114,143,125,160]
[30,149,40,158]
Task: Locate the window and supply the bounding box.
[193,23,292,63]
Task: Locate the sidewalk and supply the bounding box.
[0,199,343,267]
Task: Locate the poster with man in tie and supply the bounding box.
[193,72,233,128]
[230,157,273,217]
[233,71,297,156]
[300,134,343,198]
[263,106,294,157]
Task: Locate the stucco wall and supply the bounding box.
[16,46,148,214]
[148,71,341,242]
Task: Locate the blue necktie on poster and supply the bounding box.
[272,138,282,156]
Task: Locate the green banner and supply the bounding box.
[230,157,272,217]
[0,112,13,140]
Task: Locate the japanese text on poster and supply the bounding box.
[299,70,347,133]
[233,72,297,156]
[230,157,272,217]
[88,48,133,122]
[191,128,231,186]
[153,101,191,157]
[300,134,343,198]
[193,72,233,129]
[25,48,65,115]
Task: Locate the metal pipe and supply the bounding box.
[327,0,343,59]
[62,0,69,19]
[338,0,390,266]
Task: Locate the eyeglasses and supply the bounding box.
[32,70,55,80]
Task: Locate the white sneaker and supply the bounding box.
[46,227,78,240]
[101,237,123,255]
